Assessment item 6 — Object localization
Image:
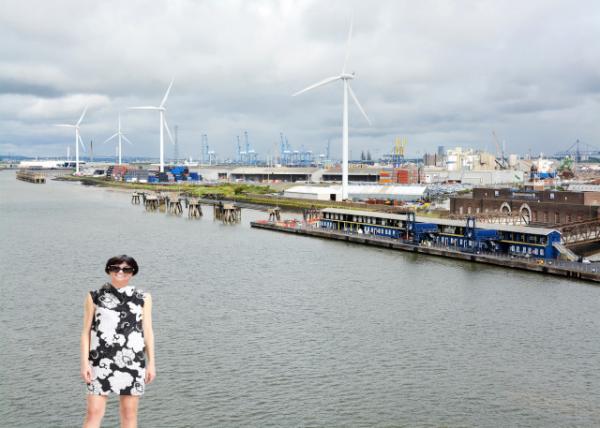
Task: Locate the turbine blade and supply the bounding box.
[129,106,160,110]
[342,15,354,74]
[163,117,175,145]
[77,106,88,126]
[348,84,371,125]
[122,135,134,146]
[292,76,341,96]
[78,135,87,152]
[160,79,174,108]
[55,124,75,128]
[102,133,118,144]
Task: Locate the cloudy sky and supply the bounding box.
[1,0,599,160]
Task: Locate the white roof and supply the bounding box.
[347,184,427,196]
[285,186,339,195]
[285,184,427,197]
[231,167,318,174]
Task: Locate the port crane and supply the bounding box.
[492,131,508,169]
[554,139,600,161]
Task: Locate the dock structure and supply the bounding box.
[251,207,600,283]
[250,221,600,283]
[268,207,281,222]
[131,192,141,204]
[144,194,160,212]
[303,206,320,221]
[188,198,203,218]
[131,191,246,225]
[165,193,184,215]
[16,170,46,184]
[214,202,241,224]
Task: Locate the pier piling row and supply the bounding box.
[214,202,241,224]
[16,170,46,184]
[188,198,203,218]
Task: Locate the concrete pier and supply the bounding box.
[268,207,281,222]
[214,202,241,224]
[16,170,45,184]
[188,198,203,218]
[251,221,600,284]
[166,193,184,215]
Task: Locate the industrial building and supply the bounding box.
[284,184,428,202]
[450,187,600,225]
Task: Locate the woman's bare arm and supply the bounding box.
[80,293,94,383]
[143,293,156,384]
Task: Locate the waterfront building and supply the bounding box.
[319,208,563,260]
[450,187,600,225]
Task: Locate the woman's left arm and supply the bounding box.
[143,293,156,384]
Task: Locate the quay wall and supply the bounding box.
[250,221,600,284]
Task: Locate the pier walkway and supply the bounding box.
[251,220,600,283]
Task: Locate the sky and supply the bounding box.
[1,0,599,161]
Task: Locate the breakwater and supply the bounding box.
[251,221,600,283]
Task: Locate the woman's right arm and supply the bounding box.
[80,293,94,383]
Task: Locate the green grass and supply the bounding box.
[58,176,437,213]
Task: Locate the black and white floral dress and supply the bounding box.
[87,283,147,396]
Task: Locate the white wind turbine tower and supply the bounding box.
[293,18,371,201]
[56,106,88,174]
[102,114,133,165]
[129,80,175,172]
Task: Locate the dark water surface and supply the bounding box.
[0,172,599,427]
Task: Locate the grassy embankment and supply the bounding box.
[57,176,391,212]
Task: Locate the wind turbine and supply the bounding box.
[103,114,133,165]
[293,18,371,201]
[129,80,175,172]
[56,106,88,174]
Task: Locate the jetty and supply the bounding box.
[250,220,600,284]
[16,170,45,184]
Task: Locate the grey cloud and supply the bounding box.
[0,78,64,98]
[1,0,600,158]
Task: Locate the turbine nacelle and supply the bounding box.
[128,79,175,172]
[55,106,88,174]
[292,16,370,201]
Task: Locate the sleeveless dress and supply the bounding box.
[87,283,147,396]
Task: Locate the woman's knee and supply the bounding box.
[86,396,106,421]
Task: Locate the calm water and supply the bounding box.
[0,172,599,427]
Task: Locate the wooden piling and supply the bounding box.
[188,198,203,218]
[16,170,46,184]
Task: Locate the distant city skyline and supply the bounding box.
[1,0,599,160]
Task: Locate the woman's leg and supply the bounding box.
[119,395,140,428]
[83,395,107,428]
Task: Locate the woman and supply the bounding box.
[80,255,156,428]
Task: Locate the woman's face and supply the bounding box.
[108,262,134,287]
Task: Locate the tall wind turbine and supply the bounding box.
[56,106,88,174]
[129,80,175,172]
[103,114,133,165]
[293,18,371,201]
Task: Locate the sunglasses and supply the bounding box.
[108,265,135,274]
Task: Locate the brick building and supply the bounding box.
[450,188,600,225]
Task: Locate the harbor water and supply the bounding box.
[0,172,599,427]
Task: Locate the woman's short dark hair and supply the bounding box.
[105,255,139,276]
